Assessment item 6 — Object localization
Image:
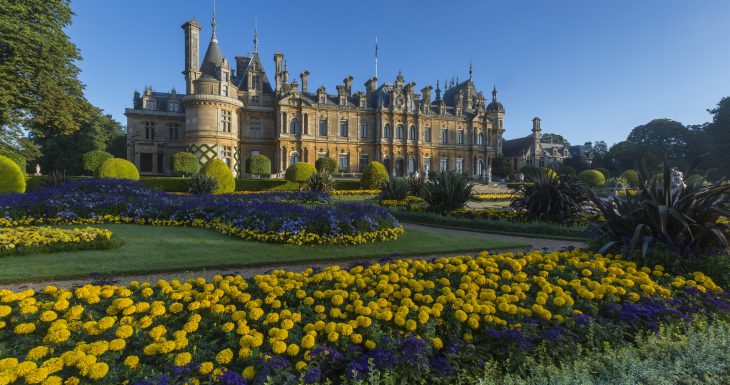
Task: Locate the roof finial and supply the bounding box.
[492,85,497,101]
[253,18,259,53]
[436,79,440,90]
[211,0,217,41]
[283,59,287,72]
[469,60,473,80]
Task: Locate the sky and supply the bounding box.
[66,0,730,146]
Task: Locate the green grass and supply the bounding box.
[0,224,525,283]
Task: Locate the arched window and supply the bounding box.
[396,124,404,139]
[383,156,391,175]
[477,132,484,145]
[408,156,416,174]
[290,153,299,165]
[409,125,416,140]
[290,119,300,134]
[383,123,391,138]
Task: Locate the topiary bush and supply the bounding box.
[315,157,338,174]
[172,152,201,176]
[0,155,26,193]
[620,169,640,187]
[285,162,317,189]
[578,169,606,187]
[0,150,26,174]
[82,150,113,175]
[245,154,272,177]
[200,158,235,193]
[423,171,474,212]
[96,158,140,181]
[595,167,612,179]
[360,161,389,189]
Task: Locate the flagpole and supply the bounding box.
[375,37,378,79]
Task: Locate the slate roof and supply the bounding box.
[200,36,223,80]
[502,135,533,157]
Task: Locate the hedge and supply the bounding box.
[137,177,351,192]
[235,179,298,191]
[333,179,361,190]
[139,177,191,192]
[245,154,272,176]
[82,150,113,175]
[315,157,338,174]
[97,158,140,180]
[200,158,235,193]
[0,155,26,193]
[0,150,26,174]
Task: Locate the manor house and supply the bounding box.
[125,16,510,177]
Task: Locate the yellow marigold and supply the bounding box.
[26,346,49,361]
[199,361,214,375]
[0,305,11,317]
[215,348,233,365]
[174,352,192,367]
[87,362,109,380]
[24,367,49,384]
[327,331,339,342]
[242,365,255,380]
[41,375,62,385]
[271,341,287,355]
[301,334,316,349]
[16,361,38,376]
[295,360,307,371]
[123,355,139,369]
[365,340,376,350]
[286,344,300,356]
[115,325,134,339]
[40,311,58,323]
[108,339,126,351]
[432,337,444,350]
[63,377,80,385]
[14,323,36,335]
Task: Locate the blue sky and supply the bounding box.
[67,0,730,146]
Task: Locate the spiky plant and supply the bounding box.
[423,171,474,212]
[379,177,409,201]
[510,172,593,224]
[303,171,335,193]
[188,173,219,195]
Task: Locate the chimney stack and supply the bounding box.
[300,71,309,93]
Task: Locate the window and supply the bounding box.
[250,150,260,156]
[220,146,233,168]
[220,110,232,132]
[439,158,448,172]
[319,94,326,104]
[457,130,464,144]
[423,157,431,173]
[409,125,416,141]
[396,124,404,139]
[222,84,228,97]
[383,123,391,138]
[248,117,262,139]
[441,128,448,144]
[424,127,431,142]
[252,75,261,90]
[168,102,179,112]
[250,95,260,106]
[408,156,415,174]
[359,154,369,172]
[456,158,464,174]
[319,118,328,136]
[339,120,348,137]
[290,153,299,165]
[477,132,484,145]
[317,152,326,159]
[360,123,368,138]
[144,121,155,140]
[339,153,349,172]
[145,99,156,111]
[167,122,180,141]
[140,153,153,172]
[290,119,301,134]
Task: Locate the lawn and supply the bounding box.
[0,224,525,283]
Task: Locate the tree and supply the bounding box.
[0,0,91,145]
[607,141,644,174]
[490,156,512,179]
[593,141,608,158]
[626,119,689,168]
[540,133,570,147]
[82,150,113,175]
[172,152,201,176]
[704,97,730,178]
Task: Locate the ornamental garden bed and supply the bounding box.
[0,250,727,384]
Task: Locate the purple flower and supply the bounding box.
[303,368,321,384]
[217,370,248,385]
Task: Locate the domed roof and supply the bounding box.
[486,100,504,112]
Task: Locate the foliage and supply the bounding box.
[703,97,730,178]
[333,179,361,191]
[172,152,201,176]
[510,173,593,224]
[379,177,410,201]
[0,150,26,173]
[360,161,389,189]
[315,157,338,174]
[39,170,71,189]
[577,169,606,187]
[519,165,540,179]
[627,118,689,168]
[0,226,115,256]
[0,155,26,193]
[620,169,639,187]
[0,249,725,384]
[285,162,317,189]
[490,156,513,179]
[201,158,235,193]
[245,154,272,176]
[540,133,571,147]
[603,177,628,190]
[303,171,336,193]
[81,150,113,175]
[594,167,611,179]
[423,171,474,212]
[188,173,219,195]
[590,161,730,263]
[406,174,428,197]
[0,179,400,246]
[236,179,299,192]
[96,158,140,181]
[557,165,576,177]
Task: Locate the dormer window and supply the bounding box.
[319,94,326,104]
[250,95,260,106]
[252,74,261,90]
[339,95,346,106]
[359,97,367,108]
[168,102,179,112]
[145,99,156,111]
[222,84,228,97]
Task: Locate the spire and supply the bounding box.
[253,18,259,53]
[469,60,473,80]
[492,86,497,101]
[211,0,217,42]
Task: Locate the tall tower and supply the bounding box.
[181,19,202,94]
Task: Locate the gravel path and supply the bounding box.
[1,224,585,291]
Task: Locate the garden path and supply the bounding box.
[2,224,585,291]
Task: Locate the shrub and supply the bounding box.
[0,150,26,173]
[590,161,730,264]
[423,171,474,212]
[595,167,612,178]
[172,152,201,176]
[520,165,540,179]
[40,170,71,189]
[315,157,338,174]
[511,173,593,224]
[188,173,219,195]
[96,158,140,180]
[379,177,409,201]
[685,174,709,187]
[235,179,298,191]
[245,154,272,176]
[406,174,427,197]
[604,177,628,189]
[82,150,113,175]
[284,162,316,191]
[303,171,335,193]
[333,179,361,190]
[620,169,640,187]
[0,155,25,193]
[200,158,235,193]
[360,161,389,189]
[558,165,576,177]
[578,169,606,187]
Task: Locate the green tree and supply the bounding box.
[704,97,730,178]
[540,133,570,147]
[490,156,512,179]
[0,0,90,147]
[627,119,689,168]
[172,152,201,176]
[607,140,644,174]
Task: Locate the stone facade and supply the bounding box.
[502,117,571,173]
[126,17,507,177]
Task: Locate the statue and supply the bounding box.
[670,167,685,189]
[485,166,492,184]
[518,173,525,183]
[34,164,41,176]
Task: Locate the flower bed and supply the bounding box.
[0,179,402,246]
[0,226,114,256]
[0,250,726,384]
[331,190,379,196]
[472,193,515,201]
